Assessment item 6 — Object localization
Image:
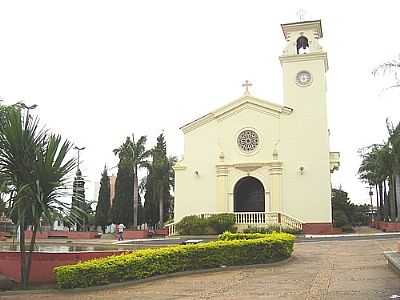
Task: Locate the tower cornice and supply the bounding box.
[279,52,328,72]
[281,19,323,40]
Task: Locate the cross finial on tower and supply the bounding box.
[296,9,307,21]
[242,80,252,95]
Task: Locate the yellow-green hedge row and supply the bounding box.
[55,232,294,289]
[218,231,290,241]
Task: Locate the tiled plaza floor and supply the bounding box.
[1,238,399,300]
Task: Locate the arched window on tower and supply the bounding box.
[296,36,309,54]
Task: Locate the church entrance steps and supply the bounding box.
[166,212,303,236]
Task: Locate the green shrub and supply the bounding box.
[207,213,236,234]
[175,215,208,235]
[243,225,302,235]
[175,213,237,235]
[341,224,354,233]
[55,232,295,289]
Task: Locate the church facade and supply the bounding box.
[173,19,340,234]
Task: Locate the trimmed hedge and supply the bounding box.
[55,232,294,289]
[218,231,295,241]
[243,225,303,235]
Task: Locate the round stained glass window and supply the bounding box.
[237,130,259,152]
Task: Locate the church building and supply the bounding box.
[173,19,340,234]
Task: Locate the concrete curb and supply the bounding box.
[0,256,293,296]
[305,232,400,239]
[384,251,400,276]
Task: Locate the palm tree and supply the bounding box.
[359,139,399,222]
[377,143,394,220]
[0,109,76,287]
[387,120,400,219]
[372,57,400,220]
[113,135,150,228]
[152,154,177,227]
[373,55,400,89]
[359,144,382,219]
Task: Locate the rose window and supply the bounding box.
[237,130,259,152]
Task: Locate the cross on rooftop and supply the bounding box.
[296,9,307,21]
[242,80,252,95]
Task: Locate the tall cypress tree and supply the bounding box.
[144,169,158,226]
[111,164,134,226]
[95,166,111,233]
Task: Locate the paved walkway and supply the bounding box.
[1,238,400,300]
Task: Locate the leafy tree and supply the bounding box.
[144,133,177,227]
[332,188,371,227]
[332,210,349,228]
[113,135,150,228]
[95,166,111,233]
[0,108,76,288]
[332,188,354,224]
[352,204,371,226]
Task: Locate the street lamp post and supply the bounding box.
[17,102,38,123]
[369,186,374,226]
[73,146,86,231]
[74,146,86,171]
[15,102,38,241]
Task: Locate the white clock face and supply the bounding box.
[296,71,312,86]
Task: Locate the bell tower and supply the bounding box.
[279,19,332,229]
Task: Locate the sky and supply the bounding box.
[0,1,399,205]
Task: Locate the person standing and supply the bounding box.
[117,223,126,241]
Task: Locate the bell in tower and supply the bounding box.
[296,35,309,54]
[281,20,324,57]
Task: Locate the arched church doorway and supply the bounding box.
[234,176,265,212]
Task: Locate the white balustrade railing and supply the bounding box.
[280,213,303,232]
[234,212,302,231]
[166,211,303,236]
[165,222,175,236]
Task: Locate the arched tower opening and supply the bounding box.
[296,36,309,54]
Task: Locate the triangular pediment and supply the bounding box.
[180,95,292,133]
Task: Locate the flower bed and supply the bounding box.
[0,250,124,283]
[55,232,294,289]
[218,231,283,241]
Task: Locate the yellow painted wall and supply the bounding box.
[174,120,218,221]
[174,105,280,222]
[280,56,332,222]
